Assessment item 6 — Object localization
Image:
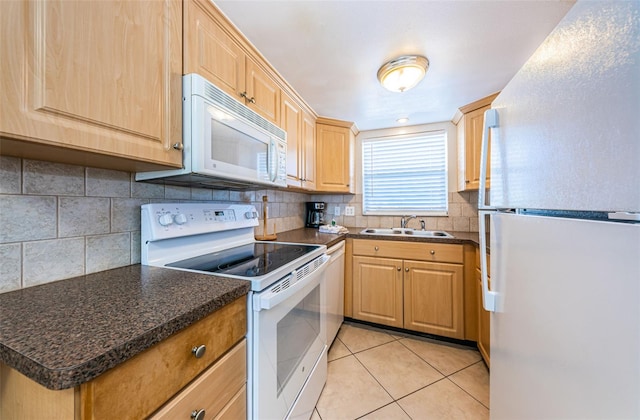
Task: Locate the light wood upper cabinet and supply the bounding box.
[245,59,281,125]
[184,0,281,125]
[183,0,246,98]
[316,118,356,193]
[455,93,500,191]
[0,0,183,172]
[283,93,316,190]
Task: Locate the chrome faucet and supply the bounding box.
[400,215,417,229]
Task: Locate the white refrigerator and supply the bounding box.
[477,1,640,418]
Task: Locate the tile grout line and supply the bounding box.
[447,360,491,410]
[326,324,489,418]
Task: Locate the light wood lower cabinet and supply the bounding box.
[151,340,246,420]
[353,256,404,328]
[476,249,491,366]
[404,260,464,338]
[351,240,465,339]
[0,297,247,420]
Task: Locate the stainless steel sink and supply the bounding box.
[359,228,453,238]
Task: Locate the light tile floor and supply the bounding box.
[313,321,489,420]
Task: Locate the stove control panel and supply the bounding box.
[141,203,259,242]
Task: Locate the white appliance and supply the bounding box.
[325,241,345,345]
[136,74,287,190]
[478,1,640,418]
[141,203,328,420]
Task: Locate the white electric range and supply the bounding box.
[141,202,328,420]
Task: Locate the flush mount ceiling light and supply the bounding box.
[377,55,429,93]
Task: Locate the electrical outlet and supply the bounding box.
[334,206,341,216]
[345,206,355,216]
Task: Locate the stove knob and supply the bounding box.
[174,213,187,225]
[245,211,258,219]
[158,214,174,226]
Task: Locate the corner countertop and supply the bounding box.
[0,265,250,390]
[275,227,481,248]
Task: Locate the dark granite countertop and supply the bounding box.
[275,227,481,248]
[0,265,250,390]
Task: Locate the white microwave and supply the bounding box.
[136,74,287,189]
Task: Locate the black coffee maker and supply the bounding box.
[305,202,325,228]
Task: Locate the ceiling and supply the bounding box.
[214,0,575,131]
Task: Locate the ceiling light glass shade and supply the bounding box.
[377,55,429,93]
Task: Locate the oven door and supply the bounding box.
[250,256,328,420]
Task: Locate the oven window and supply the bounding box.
[276,283,321,396]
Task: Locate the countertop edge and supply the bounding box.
[0,268,250,390]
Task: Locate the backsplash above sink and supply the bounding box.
[315,192,479,232]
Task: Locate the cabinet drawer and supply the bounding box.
[80,296,247,420]
[353,240,463,264]
[151,340,246,419]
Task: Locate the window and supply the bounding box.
[362,130,448,215]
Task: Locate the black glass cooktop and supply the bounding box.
[167,242,320,277]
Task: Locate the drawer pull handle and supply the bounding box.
[191,409,206,420]
[191,344,206,359]
[430,250,436,255]
[374,246,379,251]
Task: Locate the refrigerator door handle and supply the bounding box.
[478,109,499,210]
[479,210,497,312]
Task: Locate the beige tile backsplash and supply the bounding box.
[0,156,478,293]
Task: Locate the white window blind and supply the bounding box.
[362,131,448,215]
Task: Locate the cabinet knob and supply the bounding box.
[405,267,409,272]
[374,246,379,251]
[191,409,206,420]
[172,142,183,151]
[191,344,206,359]
[430,250,436,255]
[397,267,401,271]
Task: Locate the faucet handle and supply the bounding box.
[420,219,426,231]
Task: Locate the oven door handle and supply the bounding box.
[254,255,329,311]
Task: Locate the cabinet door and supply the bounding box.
[184,0,246,99]
[316,123,353,193]
[404,260,464,339]
[464,106,491,190]
[282,93,303,188]
[246,59,281,125]
[476,268,491,366]
[352,256,403,328]
[301,110,317,190]
[0,0,182,170]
